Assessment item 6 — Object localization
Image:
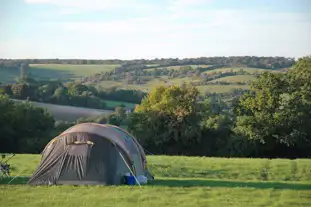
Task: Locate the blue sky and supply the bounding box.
[1,0,310,59]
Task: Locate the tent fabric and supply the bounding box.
[28,123,151,185]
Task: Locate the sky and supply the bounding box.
[0,0,311,59]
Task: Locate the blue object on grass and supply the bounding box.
[124,175,136,185]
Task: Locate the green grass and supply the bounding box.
[145,64,210,71]
[96,76,250,94]
[203,67,281,75]
[0,68,21,83]
[0,154,310,207]
[209,75,257,83]
[0,64,120,83]
[197,84,250,93]
[29,64,119,80]
[0,64,287,95]
[105,100,136,108]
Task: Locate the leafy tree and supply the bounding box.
[128,85,202,154]
[233,57,311,157]
[107,114,122,126]
[115,106,126,118]
[0,95,55,153]
[11,83,35,99]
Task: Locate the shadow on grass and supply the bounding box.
[2,177,311,191]
[0,67,78,84]
[0,177,29,185]
[151,179,311,190]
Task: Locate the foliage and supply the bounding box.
[96,87,146,104]
[1,56,311,158]
[0,79,142,110]
[115,106,126,117]
[233,57,311,157]
[0,95,55,153]
[128,85,202,154]
[0,56,295,69]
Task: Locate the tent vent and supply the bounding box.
[69,141,95,146]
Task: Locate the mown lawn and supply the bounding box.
[0,154,310,207]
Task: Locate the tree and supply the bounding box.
[128,84,202,154]
[115,106,126,118]
[107,114,122,126]
[233,57,311,157]
[0,95,55,153]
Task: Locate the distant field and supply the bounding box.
[96,76,250,93]
[197,84,250,93]
[105,100,137,108]
[0,68,21,83]
[0,154,310,207]
[145,64,210,71]
[93,66,275,93]
[12,99,114,121]
[11,99,137,121]
[0,64,119,83]
[96,76,200,92]
[29,64,119,80]
[203,67,280,75]
[1,64,283,94]
[209,75,257,83]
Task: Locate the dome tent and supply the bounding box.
[28,123,153,185]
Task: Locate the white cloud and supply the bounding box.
[25,0,155,13]
[4,1,310,59]
[167,0,212,18]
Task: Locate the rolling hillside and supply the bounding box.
[209,75,257,83]
[0,64,120,83]
[29,64,119,80]
[0,63,288,94]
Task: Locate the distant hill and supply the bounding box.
[0,56,294,94]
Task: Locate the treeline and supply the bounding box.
[0,95,127,153]
[0,95,55,153]
[0,77,146,110]
[82,65,256,86]
[81,65,198,84]
[1,57,310,158]
[1,56,295,69]
[127,57,311,158]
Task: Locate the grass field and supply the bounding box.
[105,100,136,108]
[0,154,310,207]
[0,68,21,83]
[96,76,251,93]
[29,64,119,80]
[12,99,114,121]
[209,75,257,83]
[0,64,120,83]
[145,64,211,71]
[203,67,280,75]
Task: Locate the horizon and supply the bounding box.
[1,0,311,59]
[0,55,301,61]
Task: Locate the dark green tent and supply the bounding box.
[28,123,153,185]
